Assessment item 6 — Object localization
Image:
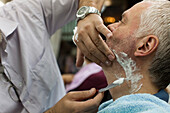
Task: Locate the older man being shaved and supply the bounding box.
[98,0,170,112]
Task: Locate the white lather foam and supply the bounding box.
[112,50,143,93]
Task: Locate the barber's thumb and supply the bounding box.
[72,88,97,101]
[76,48,84,67]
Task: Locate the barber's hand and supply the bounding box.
[75,14,115,67]
[45,88,104,113]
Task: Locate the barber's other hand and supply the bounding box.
[45,88,104,113]
[75,14,115,67]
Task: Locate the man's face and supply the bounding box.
[106,2,151,55]
[102,2,152,97]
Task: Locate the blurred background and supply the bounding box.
[0,0,142,74]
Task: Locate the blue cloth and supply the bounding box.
[154,89,169,103]
[98,93,170,113]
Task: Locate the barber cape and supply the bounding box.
[98,93,170,113]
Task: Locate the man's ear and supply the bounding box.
[134,35,159,57]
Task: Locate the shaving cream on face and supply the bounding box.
[112,50,143,93]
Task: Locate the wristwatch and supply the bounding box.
[76,6,101,22]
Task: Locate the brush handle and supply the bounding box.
[98,83,119,93]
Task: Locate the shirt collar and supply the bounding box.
[154,89,169,103]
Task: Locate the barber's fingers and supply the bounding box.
[76,34,103,66]
[94,21,115,61]
[86,24,114,63]
[76,48,84,67]
[67,88,104,113]
[76,20,115,67]
[68,88,97,101]
[77,90,104,112]
[81,92,104,109]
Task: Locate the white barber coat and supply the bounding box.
[0,0,78,112]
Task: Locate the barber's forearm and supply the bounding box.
[44,104,58,113]
[44,108,54,113]
[79,0,105,11]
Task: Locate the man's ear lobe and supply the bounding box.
[134,35,159,57]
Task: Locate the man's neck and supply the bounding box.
[135,71,159,95]
[103,66,159,100]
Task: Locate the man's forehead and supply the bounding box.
[122,2,151,20]
[130,2,151,13]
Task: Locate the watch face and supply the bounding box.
[77,6,88,17]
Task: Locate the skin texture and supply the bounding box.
[75,0,115,67]
[102,1,160,100]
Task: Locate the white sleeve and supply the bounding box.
[0,0,78,36]
[41,0,78,35]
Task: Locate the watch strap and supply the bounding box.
[88,7,101,16]
[76,6,101,23]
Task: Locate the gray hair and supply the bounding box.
[135,0,170,89]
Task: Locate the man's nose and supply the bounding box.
[107,23,119,32]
